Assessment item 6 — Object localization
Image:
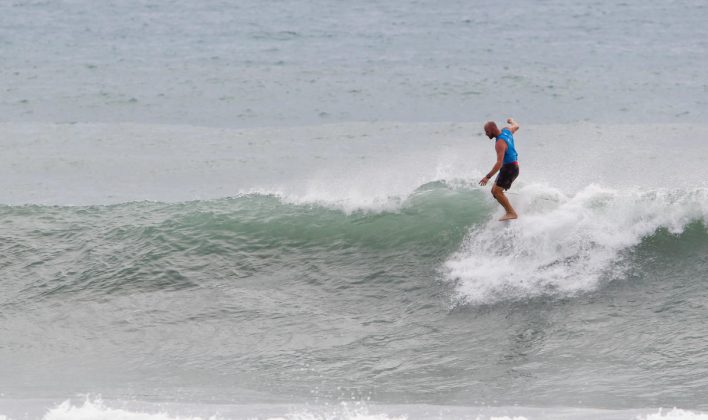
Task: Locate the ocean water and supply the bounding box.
[2,0,708,419]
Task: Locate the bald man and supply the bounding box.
[479,118,520,221]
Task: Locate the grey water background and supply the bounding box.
[1,0,707,127]
[2,0,708,418]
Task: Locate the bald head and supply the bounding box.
[484,121,500,139]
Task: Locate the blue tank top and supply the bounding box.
[497,128,518,164]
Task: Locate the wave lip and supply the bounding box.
[443,184,708,305]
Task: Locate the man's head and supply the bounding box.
[484,121,500,139]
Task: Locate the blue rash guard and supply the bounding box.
[496,128,518,164]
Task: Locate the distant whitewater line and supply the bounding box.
[2,398,708,420]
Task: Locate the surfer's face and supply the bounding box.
[483,122,499,139]
[484,126,497,139]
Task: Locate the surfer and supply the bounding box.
[479,118,520,221]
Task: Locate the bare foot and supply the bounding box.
[499,213,518,221]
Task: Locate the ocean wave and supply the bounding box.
[1,182,706,305]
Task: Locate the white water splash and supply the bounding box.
[444,183,708,304]
[42,399,220,420]
[639,408,708,420]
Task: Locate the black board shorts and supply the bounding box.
[495,162,519,190]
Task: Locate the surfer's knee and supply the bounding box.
[491,185,502,198]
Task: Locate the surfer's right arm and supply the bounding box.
[506,117,519,134]
[479,140,507,186]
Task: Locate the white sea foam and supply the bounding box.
[4,400,708,420]
[639,408,708,420]
[41,399,220,420]
[24,399,407,420]
[482,417,528,420]
[255,401,407,420]
[444,183,708,304]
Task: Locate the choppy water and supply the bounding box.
[1,0,707,126]
[2,0,708,419]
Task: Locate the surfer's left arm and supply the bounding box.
[479,141,507,186]
[506,117,519,134]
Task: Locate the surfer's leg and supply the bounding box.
[492,185,518,220]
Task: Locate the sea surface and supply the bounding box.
[1,1,708,419]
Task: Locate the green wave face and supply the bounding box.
[0,184,490,304]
